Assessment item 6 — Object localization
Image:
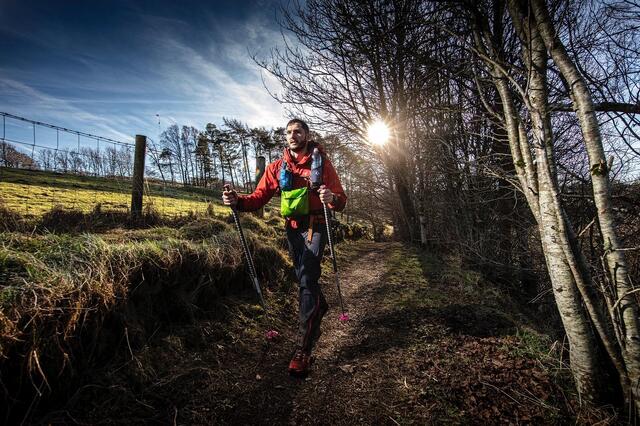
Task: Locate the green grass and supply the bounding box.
[0,167,229,218]
[506,327,554,359]
[379,244,432,310]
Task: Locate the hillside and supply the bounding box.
[30,240,610,424]
[0,167,227,219]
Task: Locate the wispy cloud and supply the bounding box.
[0,77,134,141]
[159,38,282,124]
[0,1,289,143]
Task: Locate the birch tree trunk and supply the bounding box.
[473,5,605,402]
[531,0,640,411]
[523,18,606,404]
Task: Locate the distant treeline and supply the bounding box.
[0,117,289,190]
[147,118,286,190]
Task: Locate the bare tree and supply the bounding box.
[224,118,253,192]
[37,149,55,171]
[104,146,118,177]
[147,139,167,183]
[455,0,640,409]
[161,124,185,184]
[180,125,199,185]
[530,0,640,410]
[117,145,133,177]
[81,147,102,176]
[55,149,70,173]
[257,0,445,241]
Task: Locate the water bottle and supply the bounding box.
[311,147,323,189]
[279,159,292,190]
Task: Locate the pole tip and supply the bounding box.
[339,313,350,322]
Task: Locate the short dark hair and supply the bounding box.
[286,118,309,133]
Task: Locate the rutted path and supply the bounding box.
[205,241,399,425]
[269,242,395,424]
[49,240,581,424]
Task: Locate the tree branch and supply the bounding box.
[550,102,640,114]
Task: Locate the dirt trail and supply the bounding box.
[202,241,402,425]
[48,240,577,425]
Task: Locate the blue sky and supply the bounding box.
[0,0,288,146]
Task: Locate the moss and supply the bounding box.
[590,161,608,177]
[376,244,432,310]
[0,286,21,307]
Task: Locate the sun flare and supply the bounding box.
[367,120,390,146]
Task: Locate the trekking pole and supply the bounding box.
[310,147,349,322]
[224,184,278,340]
[322,201,349,322]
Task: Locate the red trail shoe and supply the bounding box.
[288,350,312,375]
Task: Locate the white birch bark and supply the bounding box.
[474,7,604,402]
[531,0,640,410]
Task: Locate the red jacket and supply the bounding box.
[237,143,347,228]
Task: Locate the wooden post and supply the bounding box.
[255,156,266,184]
[131,134,146,220]
[255,156,266,218]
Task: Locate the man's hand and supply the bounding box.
[222,185,238,208]
[318,184,334,204]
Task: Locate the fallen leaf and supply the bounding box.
[339,365,355,373]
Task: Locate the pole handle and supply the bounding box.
[223,183,238,212]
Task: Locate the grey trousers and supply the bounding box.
[286,218,329,353]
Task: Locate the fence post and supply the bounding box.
[254,156,266,218]
[131,135,146,220]
[2,113,6,167]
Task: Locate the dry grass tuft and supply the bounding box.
[0,200,25,232]
[179,217,231,240]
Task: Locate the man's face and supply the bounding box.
[286,123,308,152]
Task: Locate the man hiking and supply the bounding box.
[222,118,347,375]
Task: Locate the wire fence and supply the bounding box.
[0,112,222,220]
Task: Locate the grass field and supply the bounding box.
[0,167,230,218]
